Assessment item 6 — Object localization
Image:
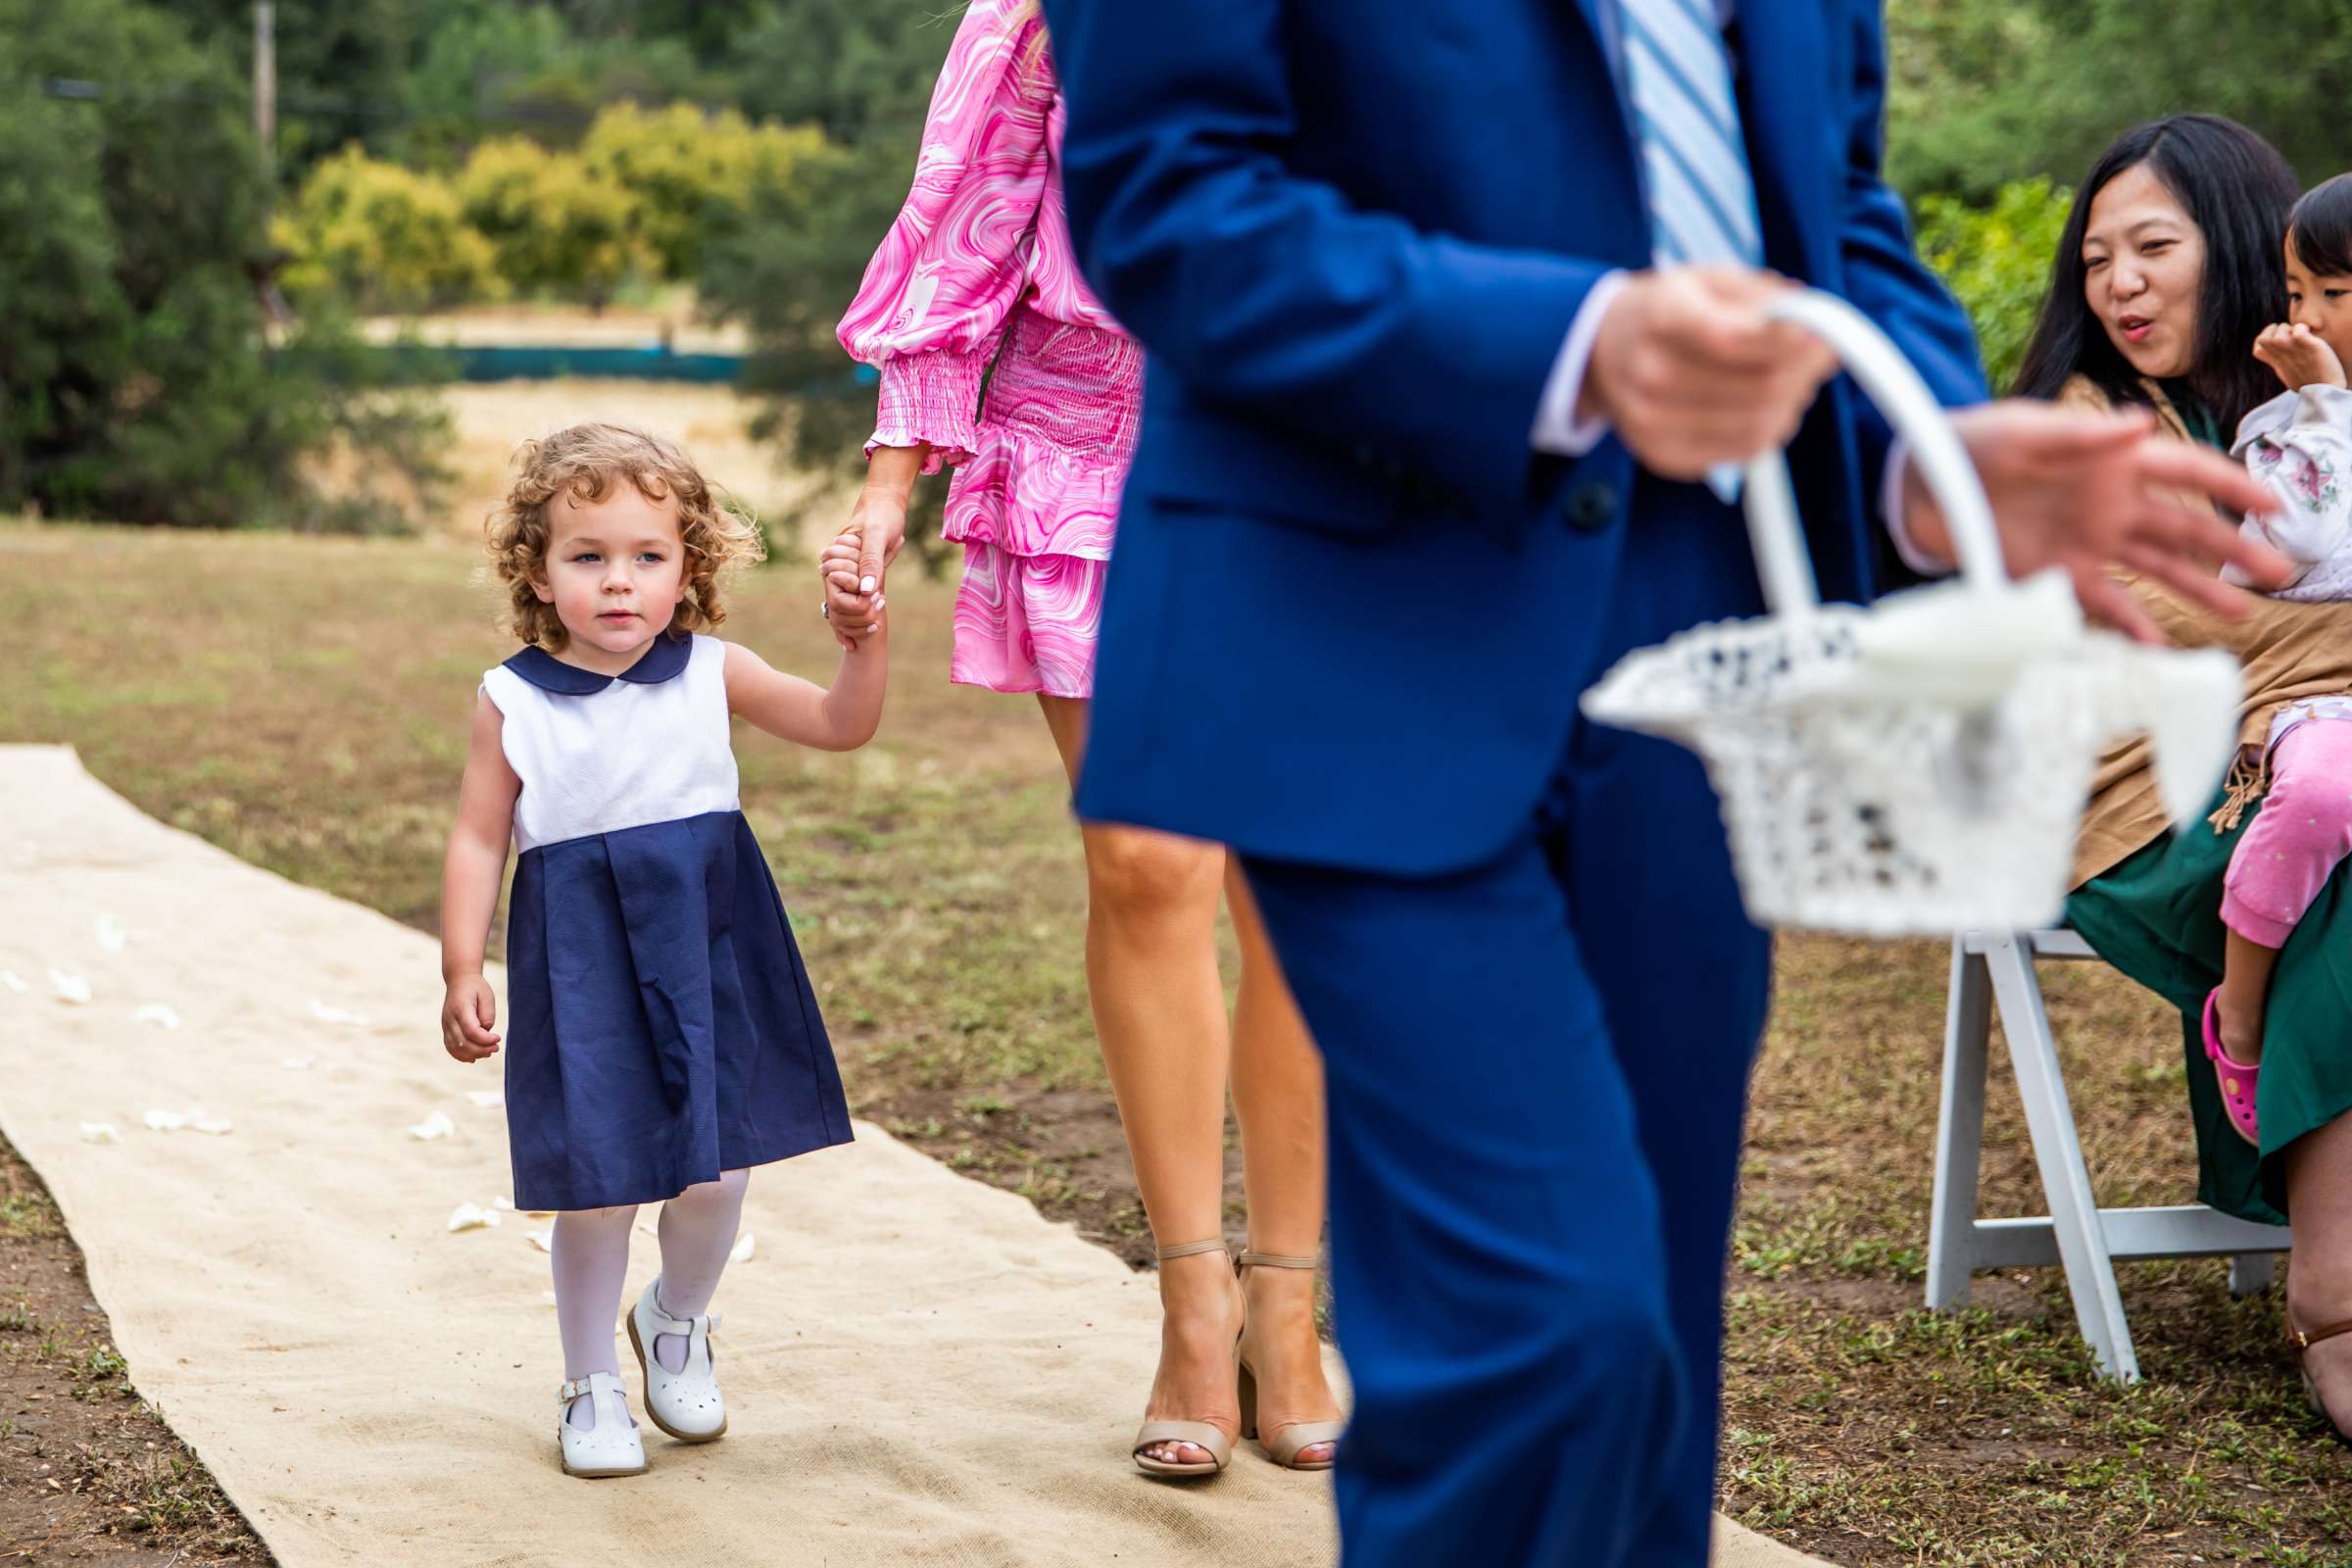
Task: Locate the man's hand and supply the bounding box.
[1900,401,2291,643]
[2253,322,2348,392]
[1580,267,1842,480]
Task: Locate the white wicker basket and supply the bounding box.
[1579,290,2243,937]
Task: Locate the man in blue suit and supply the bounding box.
[1033,1,2282,1560]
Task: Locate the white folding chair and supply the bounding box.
[1927,928,2291,1383]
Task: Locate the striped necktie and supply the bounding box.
[1617,0,1763,270]
[1617,0,1765,496]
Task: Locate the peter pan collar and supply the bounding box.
[504,632,691,695]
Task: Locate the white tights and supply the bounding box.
[552,1169,750,1426]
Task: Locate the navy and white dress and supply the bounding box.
[482,632,853,1212]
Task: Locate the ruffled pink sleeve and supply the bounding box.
[837,2,1054,469]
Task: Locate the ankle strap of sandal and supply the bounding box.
[1237,1250,1319,1270]
[1155,1238,1231,1261]
[2289,1317,2352,1351]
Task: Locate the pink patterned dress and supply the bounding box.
[837,0,1138,699]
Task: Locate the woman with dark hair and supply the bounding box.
[2015,114,2301,432]
[2023,116,2352,1444]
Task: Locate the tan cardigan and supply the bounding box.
[2066,373,2352,885]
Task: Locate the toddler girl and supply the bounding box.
[2207,173,2352,1146]
[437,424,883,1477]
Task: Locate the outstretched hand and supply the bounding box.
[1900,401,2291,643]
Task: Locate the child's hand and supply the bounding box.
[441,973,502,1062]
[820,527,885,649]
[2254,322,2349,391]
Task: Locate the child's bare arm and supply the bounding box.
[724,636,887,753]
[439,692,520,1062]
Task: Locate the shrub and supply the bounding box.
[1914,178,2075,394]
[275,147,502,313]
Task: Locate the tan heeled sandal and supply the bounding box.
[1236,1250,1344,1471]
[2288,1315,2352,1450]
[1132,1238,1241,1479]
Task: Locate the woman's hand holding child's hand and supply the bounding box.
[820,527,885,650]
[2255,322,2349,391]
[441,974,502,1062]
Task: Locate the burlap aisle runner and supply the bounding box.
[0,748,1834,1567]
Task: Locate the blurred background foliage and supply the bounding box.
[6,0,2348,533]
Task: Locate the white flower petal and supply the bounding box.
[308,1000,368,1027]
[2,970,27,994]
[78,1122,120,1145]
[132,1004,180,1031]
[93,915,127,953]
[408,1110,457,1142]
[142,1108,188,1131]
[447,1202,499,1233]
[729,1232,755,1264]
[464,1090,504,1108]
[526,1229,552,1253]
[491,1196,514,1211]
[188,1115,232,1136]
[280,1054,316,1070]
[50,969,91,1005]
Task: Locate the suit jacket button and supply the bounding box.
[1567,482,1617,532]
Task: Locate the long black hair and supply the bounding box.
[2013,115,2298,432]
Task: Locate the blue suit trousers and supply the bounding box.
[1243,484,1776,1565]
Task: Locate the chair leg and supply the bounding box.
[1983,934,2142,1384]
[1928,938,1993,1311]
[2230,1253,2278,1298]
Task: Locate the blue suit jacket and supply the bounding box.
[1040,0,1989,876]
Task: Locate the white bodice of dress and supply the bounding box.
[480,634,740,854]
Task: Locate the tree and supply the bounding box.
[0,0,449,530]
[1886,0,2352,201]
[726,0,957,144]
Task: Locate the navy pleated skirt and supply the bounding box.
[502,808,854,1211]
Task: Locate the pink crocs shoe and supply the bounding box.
[2204,988,2262,1149]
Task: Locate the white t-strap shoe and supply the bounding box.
[557,1371,648,1478]
[628,1276,728,1443]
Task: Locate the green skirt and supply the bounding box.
[2067,783,2352,1226]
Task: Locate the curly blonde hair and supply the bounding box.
[486,422,764,649]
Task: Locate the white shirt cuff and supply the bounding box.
[1531,270,1633,456]
[1882,437,1955,576]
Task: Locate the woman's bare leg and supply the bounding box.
[1225,866,1341,1464]
[1039,694,1245,1466]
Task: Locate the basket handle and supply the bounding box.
[1740,289,2006,615]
